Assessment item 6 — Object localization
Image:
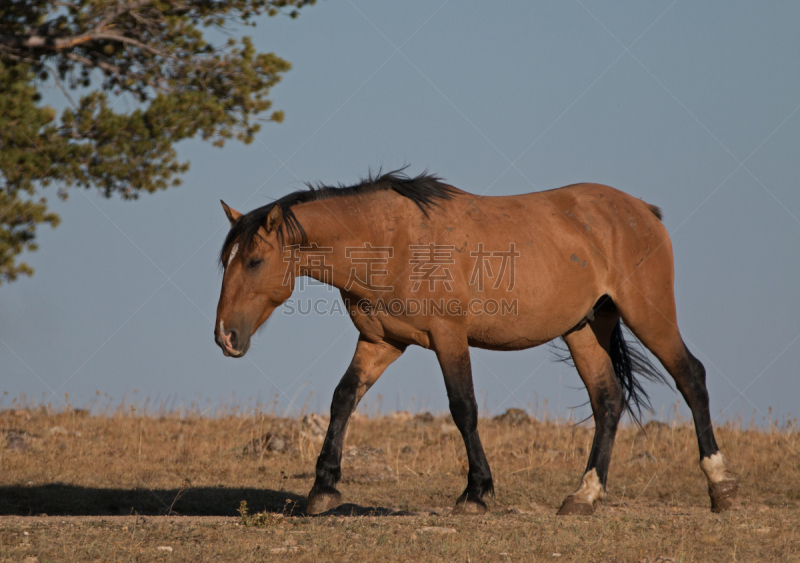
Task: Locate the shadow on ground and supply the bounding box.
[313,503,417,517]
[0,485,420,518]
[0,484,307,516]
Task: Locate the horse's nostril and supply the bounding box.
[228,329,238,348]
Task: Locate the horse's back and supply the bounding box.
[437,183,673,349]
[469,182,661,227]
[445,182,668,273]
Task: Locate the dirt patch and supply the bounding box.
[341,446,396,484]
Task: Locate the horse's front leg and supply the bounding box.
[306,336,405,515]
[431,323,494,515]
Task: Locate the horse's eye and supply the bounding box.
[247,258,263,270]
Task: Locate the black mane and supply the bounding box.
[220,169,458,264]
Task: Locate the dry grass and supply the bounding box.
[1,406,798,562]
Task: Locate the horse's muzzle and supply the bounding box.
[215,324,249,357]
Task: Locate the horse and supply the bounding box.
[214,170,738,516]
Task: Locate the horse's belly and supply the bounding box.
[466,312,571,351]
[467,332,549,351]
[463,269,597,350]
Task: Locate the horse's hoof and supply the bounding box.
[451,497,488,515]
[306,488,343,515]
[556,496,595,516]
[709,479,738,513]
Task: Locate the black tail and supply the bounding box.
[609,320,671,425]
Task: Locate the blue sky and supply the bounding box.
[2,0,798,424]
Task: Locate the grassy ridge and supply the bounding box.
[1,408,798,561]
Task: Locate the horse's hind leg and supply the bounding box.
[306,336,406,515]
[678,346,738,511]
[613,285,738,512]
[558,313,623,515]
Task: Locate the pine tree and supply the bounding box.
[0,0,314,283]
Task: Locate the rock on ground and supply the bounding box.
[243,432,294,455]
[493,408,531,426]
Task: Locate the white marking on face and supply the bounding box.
[700,452,730,483]
[570,468,606,504]
[227,243,239,267]
[218,319,237,354]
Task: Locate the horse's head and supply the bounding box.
[215,201,294,357]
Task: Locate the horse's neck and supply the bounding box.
[290,198,387,291]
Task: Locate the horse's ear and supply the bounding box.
[220,200,242,226]
[265,205,283,233]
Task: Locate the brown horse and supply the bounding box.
[215,171,737,516]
